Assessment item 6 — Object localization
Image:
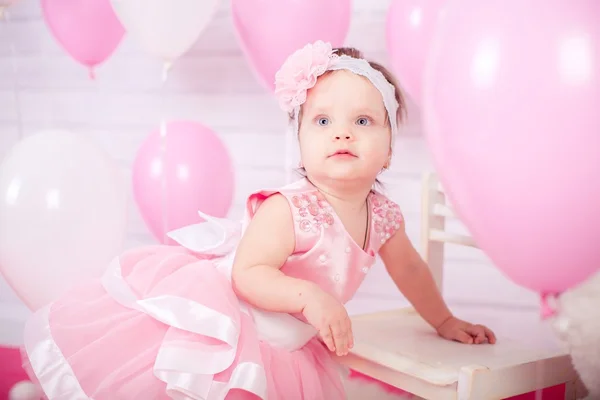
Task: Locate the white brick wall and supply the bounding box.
[0,0,540,345]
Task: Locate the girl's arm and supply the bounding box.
[231,194,319,313]
[232,193,355,354]
[379,221,453,330]
[379,222,497,344]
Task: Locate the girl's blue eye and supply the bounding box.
[356,117,371,126]
[317,117,330,126]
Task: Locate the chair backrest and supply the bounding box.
[420,172,478,292]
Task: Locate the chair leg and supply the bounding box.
[568,376,589,400]
[563,380,576,400]
[457,365,488,400]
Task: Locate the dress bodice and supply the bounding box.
[242,179,403,350]
[244,178,404,305]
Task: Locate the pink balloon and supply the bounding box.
[41,0,125,75]
[132,121,235,244]
[232,0,351,91]
[422,0,600,295]
[385,0,445,104]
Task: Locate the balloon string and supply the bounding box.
[3,8,24,140]
[162,61,172,83]
[160,118,167,244]
[89,67,96,80]
[160,60,171,244]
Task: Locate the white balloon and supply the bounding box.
[0,130,127,311]
[110,0,221,61]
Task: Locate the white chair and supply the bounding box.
[337,172,581,400]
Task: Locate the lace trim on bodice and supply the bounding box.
[370,192,404,249]
[284,187,404,254]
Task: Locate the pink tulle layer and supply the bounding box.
[21,245,344,399]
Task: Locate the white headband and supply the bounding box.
[274,41,400,147]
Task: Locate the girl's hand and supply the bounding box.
[301,287,354,356]
[436,316,497,345]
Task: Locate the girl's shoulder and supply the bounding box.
[242,178,326,254]
[243,178,318,220]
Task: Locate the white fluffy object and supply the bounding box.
[8,381,40,400]
[552,269,600,399]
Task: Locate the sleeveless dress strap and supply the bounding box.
[369,191,405,252]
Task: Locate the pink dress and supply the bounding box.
[21,178,403,400]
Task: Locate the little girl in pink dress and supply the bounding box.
[21,41,496,400]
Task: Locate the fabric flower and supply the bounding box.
[274,40,339,114]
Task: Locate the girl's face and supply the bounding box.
[298,70,392,186]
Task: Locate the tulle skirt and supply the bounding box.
[21,245,345,400]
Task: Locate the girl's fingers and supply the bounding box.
[347,316,354,349]
[331,320,348,356]
[320,326,335,352]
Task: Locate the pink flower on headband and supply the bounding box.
[274,40,339,113]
